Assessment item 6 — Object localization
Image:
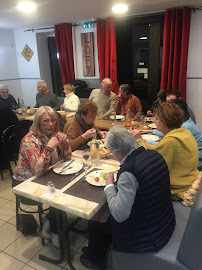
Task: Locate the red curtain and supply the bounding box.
[97,18,119,94]
[54,24,75,85]
[160,7,191,100]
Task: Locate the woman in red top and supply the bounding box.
[13,106,72,183]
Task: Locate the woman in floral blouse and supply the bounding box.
[13,106,72,184]
[13,106,72,247]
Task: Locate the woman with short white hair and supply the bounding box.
[60,84,80,112]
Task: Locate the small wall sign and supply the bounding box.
[81,32,95,77]
[21,44,34,62]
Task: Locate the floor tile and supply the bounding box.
[0,186,15,201]
[0,181,11,192]
[0,200,16,222]
[28,242,65,270]
[21,265,37,270]
[69,231,87,252]
[4,234,43,264]
[0,197,10,207]
[0,223,22,251]
[0,252,25,270]
[0,219,6,227]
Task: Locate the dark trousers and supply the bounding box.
[87,217,112,265]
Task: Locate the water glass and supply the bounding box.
[47,181,55,193]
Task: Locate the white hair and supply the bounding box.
[105,126,139,156]
[0,84,8,92]
[37,80,47,89]
[101,78,112,88]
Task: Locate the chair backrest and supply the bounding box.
[177,179,202,270]
[2,125,24,164]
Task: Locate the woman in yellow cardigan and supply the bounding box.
[132,102,199,200]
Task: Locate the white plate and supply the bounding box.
[86,170,117,186]
[142,134,159,141]
[144,117,154,122]
[148,123,157,129]
[53,161,83,175]
[109,115,125,120]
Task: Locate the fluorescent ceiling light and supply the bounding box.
[139,37,148,40]
[17,1,36,12]
[112,4,128,14]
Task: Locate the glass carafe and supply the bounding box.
[90,137,100,166]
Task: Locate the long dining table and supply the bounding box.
[12,151,120,269]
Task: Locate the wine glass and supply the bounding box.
[82,150,90,179]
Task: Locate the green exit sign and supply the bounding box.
[83,22,94,29]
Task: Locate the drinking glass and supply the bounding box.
[139,113,145,123]
[47,181,55,193]
[82,150,90,179]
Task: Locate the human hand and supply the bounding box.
[56,132,68,144]
[105,172,114,186]
[60,104,65,109]
[82,128,96,140]
[46,136,59,149]
[131,128,142,140]
[100,131,107,138]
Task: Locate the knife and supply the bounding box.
[60,159,75,173]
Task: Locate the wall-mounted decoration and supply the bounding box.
[81,32,95,77]
[21,44,34,62]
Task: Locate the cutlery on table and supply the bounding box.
[60,159,75,173]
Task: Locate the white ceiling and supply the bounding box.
[0,0,202,30]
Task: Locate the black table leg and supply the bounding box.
[39,209,76,270]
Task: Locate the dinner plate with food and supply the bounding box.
[148,123,157,129]
[109,115,125,120]
[86,170,117,186]
[141,134,160,142]
[144,117,154,122]
[53,160,83,175]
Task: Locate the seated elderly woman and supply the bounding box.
[13,106,72,247]
[13,106,72,184]
[132,102,199,201]
[80,126,175,269]
[141,99,202,171]
[63,100,107,151]
[60,83,80,112]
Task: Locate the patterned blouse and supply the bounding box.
[13,131,72,181]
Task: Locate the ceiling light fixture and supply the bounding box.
[139,37,148,40]
[112,4,128,14]
[17,1,36,12]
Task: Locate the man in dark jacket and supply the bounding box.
[80,126,175,270]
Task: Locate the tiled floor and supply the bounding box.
[0,165,89,270]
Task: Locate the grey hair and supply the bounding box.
[37,80,47,89]
[0,84,8,92]
[105,126,139,156]
[30,106,59,136]
[101,78,112,88]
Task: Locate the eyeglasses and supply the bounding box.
[85,114,97,120]
[42,119,57,125]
